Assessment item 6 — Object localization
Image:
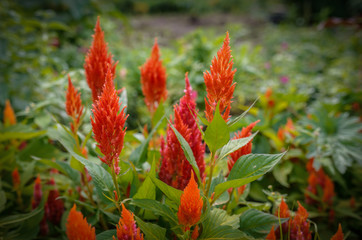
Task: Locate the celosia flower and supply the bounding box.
[66,204,96,240]
[140,38,167,114]
[12,168,20,189]
[290,202,311,240]
[191,225,199,240]
[84,16,117,102]
[277,118,296,142]
[3,100,16,126]
[265,87,275,108]
[66,75,84,133]
[330,224,344,240]
[266,226,276,240]
[177,171,203,230]
[204,32,236,122]
[113,203,144,240]
[32,175,42,209]
[45,178,64,225]
[274,198,290,236]
[322,177,335,206]
[91,68,128,174]
[227,120,260,174]
[159,73,205,190]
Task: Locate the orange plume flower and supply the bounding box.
[266,226,276,240]
[330,224,344,240]
[113,203,144,240]
[66,75,84,133]
[177,171,203,230]
[228,120,260,174]
[66,204,95,240]
[140,38,167,114]
[91,68,128,175]
[84,16,117,102]
[204,32,236,122]
[3,100,16,126]
[290,202,312,240]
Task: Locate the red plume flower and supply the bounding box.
[113,203,144,240]
[45,178,64,225]
[91,68,128,174]
[228,120,260,174]
[66,204,96,240]
[32,175,42,209]
[330,224,344,240]
[84,16,117,102]
[3,100,16,126]
[204,32,236,122]
[178,171,203,231]
[290,202,312,240]
[140,38,167,114]
[159,73,205,190]
[12,168,20,189]
[66,75,84,133]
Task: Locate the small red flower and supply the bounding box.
[3,100,16,126]
[91,68,128,174]
[159,73,205,190]
[140,38,167,114]
[12,168,20,189]
[84,16,117,102]
[66,75,84,133]
[66,204,96,240]
[204,32,236,122]
[228,120,260,174]
[113,203,144,240]
[330,224,344,240]
[177,171,203,231]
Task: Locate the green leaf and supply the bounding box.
[204,102,230,153]
[135,215,167,240]
[152,101,165,128]
[133,159,156,200]
[272,161,293,187]
[0,124,46,141]
[130,115,165,166]
[0,207,43,227]
[96,229,117,240]
[214,153,286,199]
[218,132,258,162]
[119,88,128,113]
[239,208,288,239]
[129,199,178,225]
[199,208,249,240]
[149,175,182,204]
[0,180,6,214]
[38,158,81,184]
[169,122,201,184]
[228,98,258,127]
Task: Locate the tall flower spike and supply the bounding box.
[204,32,236,122]
[66,204,96,240]
[178,171,203,231]
[113,203,144,240]
[290,202,312,240]
[84,16,117,102]
[3,100,16,126]
[91,68,128,174]
[159,73,205,190]
[330,224,344,240]
[140,38,167,114]
[66,75,84,133]
[228,120,260,174]
[45,178,64,225]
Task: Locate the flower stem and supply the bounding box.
[111,162,121,213]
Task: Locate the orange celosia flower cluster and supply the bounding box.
[84,17,117,102]
[277,118,296,142]
[177,172,203,231]
[66,76,84,133]
[66,204,96,240]
[113,203,144,240]
[268,199,312,240]
[305,158,335,207]
[330,224,344,240]
[91,69,128,174]
[140,38,168,114]
[265,87,275,109]
[159,73,205,190]
[204,32,236,122]
[3,100,16,126]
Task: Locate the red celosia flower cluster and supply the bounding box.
[3,100,16,126]
[66,75,84,133]
[204,32,236,122]
[159,73,205,190]
[66,204,96,240]
[31,175,48,235]
[305,158,335,207]
[277,118,296,142]
[113,203,144,240]
[45,178,64,225]
[330,224,344,240]
[91,69,128,174]
[140,38,168,114]
[268,199,312,240]
[178,172,203,231]
[12,168,20,189]
[228,120,260,174]
[84,16,117,102]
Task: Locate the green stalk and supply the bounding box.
[111,161,121,213]
[205,151,216,198]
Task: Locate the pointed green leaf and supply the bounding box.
[149,175,182,204]
[96,230,117,240]
[133,159,156,200]
[218,132,258,162]
[228,98,259,127]
[135,215,167,240]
